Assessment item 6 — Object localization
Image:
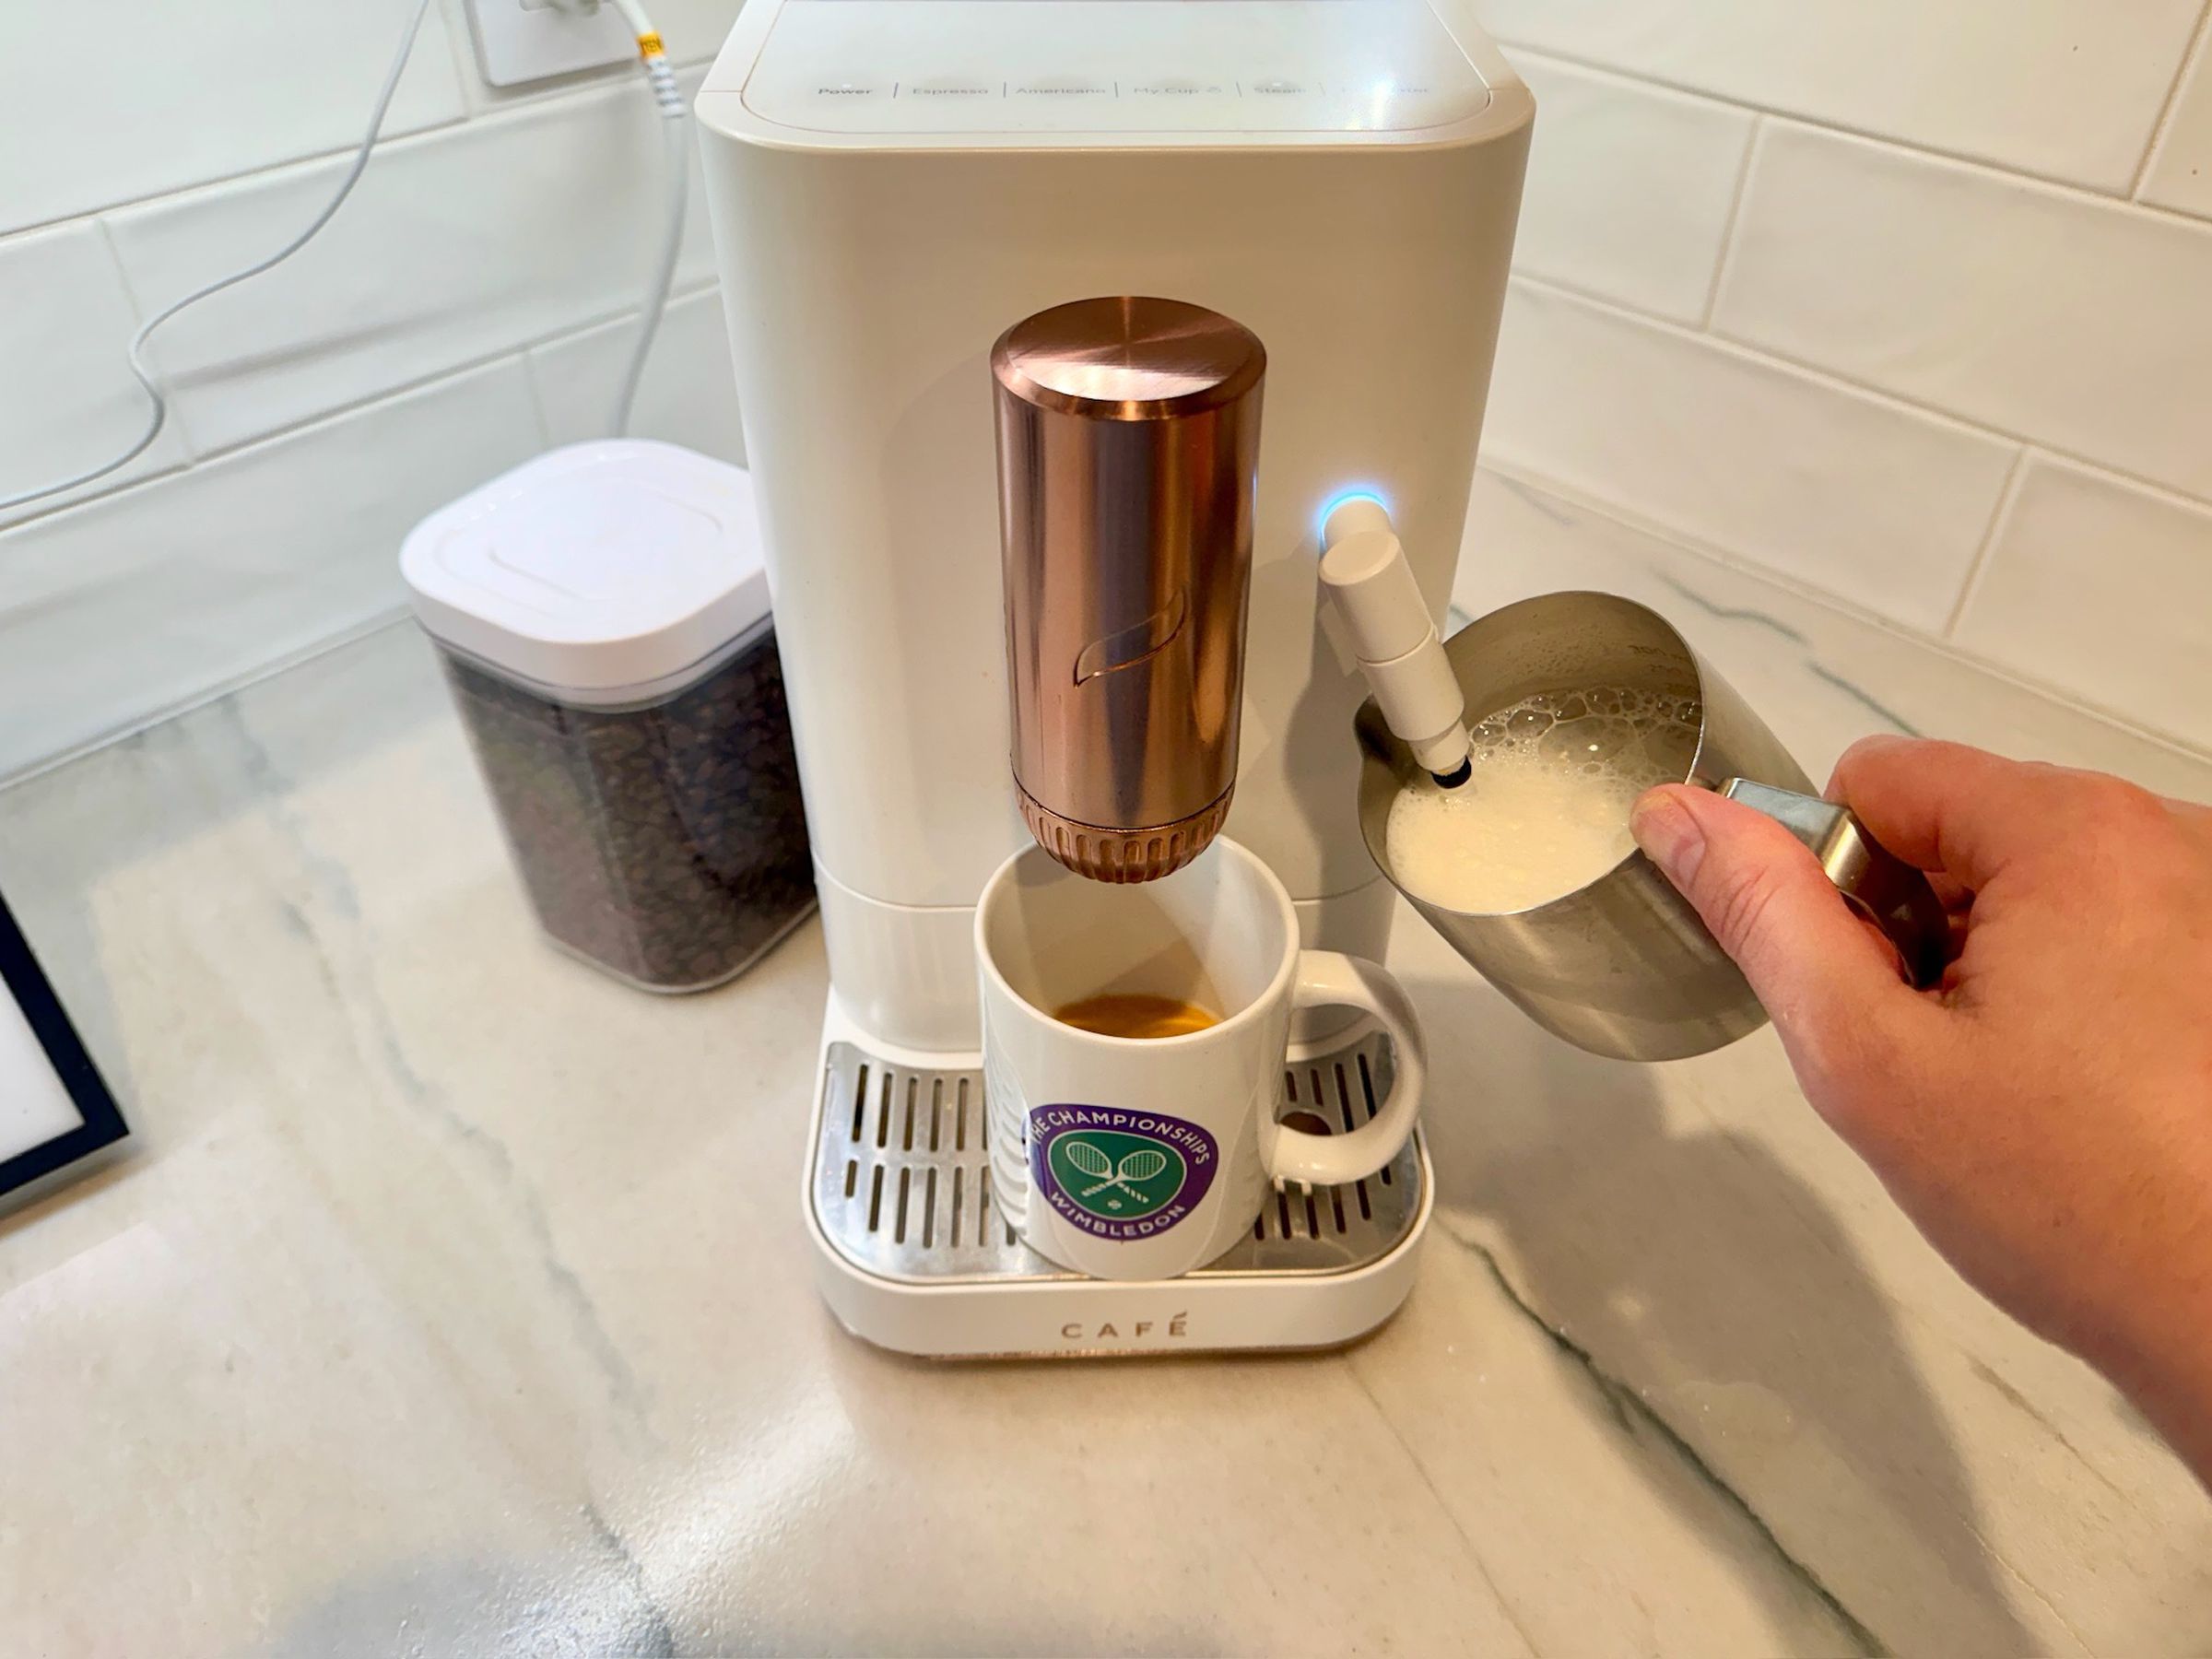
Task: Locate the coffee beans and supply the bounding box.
[441,625,815,992]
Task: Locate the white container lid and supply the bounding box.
[401,441,771,706]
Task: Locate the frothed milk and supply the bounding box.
[1385,688,1700,913]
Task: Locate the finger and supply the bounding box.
[1632,784,1940,1076]
[1927,871,1973,914]
[1827,735,2096,891]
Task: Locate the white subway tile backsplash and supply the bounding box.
[1954,458,2212,752]
[2143,23,2212,218]
[107,73,715,459]
[0,2,466,235]
[2,0,2201,778]
[1471,0,2201,191]
[528,288,747,462]
[0,360,545,782]
[1484,281,2018,633]
[1507,53,1754,324]
[1714,123,2212,502]
[0,226,192,530]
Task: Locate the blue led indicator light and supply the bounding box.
[1316,487,1389,541]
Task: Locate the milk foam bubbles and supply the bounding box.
[1385,687,1700,914]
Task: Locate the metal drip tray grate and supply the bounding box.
[811,1027,1424,1285]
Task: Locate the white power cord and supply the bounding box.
[0,0,434,514]
[2,0,689,514]
[604,0,689,437]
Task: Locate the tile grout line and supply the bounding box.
[0,49,669,249]
[0,279,724,540]
[427,0,484,111]
[89,211,215,465]
[1,56,696,521]
[1495,35,2212,211]
[202,272,725,452]
[21,39,2202,254]
[1746,111,2212,238]
[0,221,176,523]
[0,347,543,539]
[90,218,151,331]
[1485,455,1936,638]
[1,105,469,246]
[13,454,2204,795]
[1512,272,2013,441]
[1944,447,2032,638]
[0,608,418,796]
[1481,459,2212,768]
[1698,112,1764,330]
[518,348,559,451]
[1508,265,1709,328]
[2130,0,2212,200]
[1512,272,2212,517]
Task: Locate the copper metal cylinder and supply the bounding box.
[992,297,1265,884]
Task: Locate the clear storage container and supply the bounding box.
[402,441,813,992]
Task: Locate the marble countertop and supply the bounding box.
[3,471,2209,1657]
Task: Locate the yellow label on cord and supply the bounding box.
[636,31,664,57]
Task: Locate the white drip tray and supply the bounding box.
[802,999,1432,1359]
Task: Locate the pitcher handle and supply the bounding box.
[1719,778,1949,989]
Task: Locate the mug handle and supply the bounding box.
[1719,778,1949,988]
[1269,951,1428,1187]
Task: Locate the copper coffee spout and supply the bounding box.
[992,297,1266,884]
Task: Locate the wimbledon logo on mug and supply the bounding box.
[1030,1105,1218,1241]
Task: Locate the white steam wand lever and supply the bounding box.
[1320,499,1474,789]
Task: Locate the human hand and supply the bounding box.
[1630,736,2212,1479]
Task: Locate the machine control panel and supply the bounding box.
[741,0,1493,135]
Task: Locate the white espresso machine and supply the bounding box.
[697,0,1531,1356]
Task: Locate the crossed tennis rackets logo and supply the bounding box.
[1032,1109,1218,1239]
[1062,1140,1171,1201]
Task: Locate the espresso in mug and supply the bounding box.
[1053,994,1220,1041]
[980,836,1428,1279]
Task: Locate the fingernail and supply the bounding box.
[1630,787,1707,885]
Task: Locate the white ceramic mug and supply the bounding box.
[976,837,1427,1280]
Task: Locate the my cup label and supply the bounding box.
[1030,1106,1218,1241]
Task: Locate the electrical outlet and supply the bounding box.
[465,0,633,87]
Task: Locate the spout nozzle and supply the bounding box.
[1406,720,1472,782]
[1319,505,1471,779]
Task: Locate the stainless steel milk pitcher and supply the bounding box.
[1355,592,1947,1061]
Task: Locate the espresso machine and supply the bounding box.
[698,0,1532,1355]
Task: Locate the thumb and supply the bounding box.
[1630,783,1930,1066]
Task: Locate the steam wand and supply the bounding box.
[1319,499,1473,788]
